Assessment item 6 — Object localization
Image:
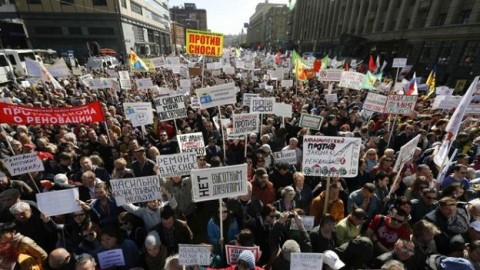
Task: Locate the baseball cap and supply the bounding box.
[323,250,345,270]
[440,257,475,270]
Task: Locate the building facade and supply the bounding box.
[171,21,185,54]
[290,0,480,87]
[246,2,287,50]
[170,3,207,31]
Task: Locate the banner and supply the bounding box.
[157,152,198,178]
[363,93,387,113]
[2,153,44,176]
[0,101,104,125]
[135,78,154,90]
[273,103,293,118]
[36,188,82,216]
[384,95,417,114]
[432,95,461,110]
[186,29,224,56]
[177,132,205,156]
[243,93,259,107]
[196,83,237,109]
[190,164,248,202]
[338,71,365,90]
[273,150,297,165]
[179,244,212,266]
[394,134,421,172]
[317,69,343,82]
[123,102,154,127]
[250,97,275,113]
[225,245,261,265]
[290,253,323,270]
[110,176,162,206]
[232,113,259,134]
[299,114,323,130]
[153,94,187,121]
[118,71,132,89]
[302,136,361,177]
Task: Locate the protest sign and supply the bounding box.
[189,67,202,76]
[2,153,44,176]
[250,97,275,113]
[177,132,205,156]
[123,102,154,127]
[317,69,343,82]
[338,71,365,90]
[394,134,421,172]
[118,71,132,89]
[225,245,261,265]
[303,136,361,177]
[179,66,190,78]
[324,94,338,103]
[392,58,407,68]
[0,101,104,125]
[281,80,293,88]
[196,83,236,109]
[273,150,297,165]
[191,96,200,109]
[190,164,247,202]
[436,86,454,96]
[363,92,387,113]
[179,79,191,88]
[110,176,162,206]
[165,56,180,66]
[244,62,255,70]
[206,62,222,70]
[232,113,259,134]
[186,29,223,56]
[97,249,125,269]
[85,78,113,90]
[242,93,259,107]
[106,69,118,78]
[153,94,187,121]
[290,216,315,231]
[236,61,245,69]
[290,253,323,270]
[36,188,82,216]
[273,103,293,118]
[178,244,212,266]
[432,95,461,110]
[223,66,235,75]
[135,78,154,90]
[150,57,165,68]
[157,153,198,178]
[385,95,417,114]
[299,114,323,130]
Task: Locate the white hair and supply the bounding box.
[63,132,77,143]
[9,201,30,214]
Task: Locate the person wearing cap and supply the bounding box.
[322,250,346,270]
[334,208,369,246]
[251,168,276,206]
[130,146,160,177]
[207,249,263,270]
[140,231,168,270]
[271,239,301,270]
[0,170,35,200]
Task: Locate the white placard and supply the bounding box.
[363,92,387,113]
[110,176,162,206]
[338,71,365,90]
[135,78,154,90]
[223,66,235,75]
[290,215,315,231]
[324,94,338,103]
[97,249,125,269]
[153,94,187,121]
[178,244,212,266]
[36,188,82,216]
[244,62,255,70]
[273,103,293,118]
[206,62,222,70]
[150,57,165,68]
[290,253,323,270]
[392,58,408,68]
[436,86,454,96]
[21,81,31,88]
[273,150,297,165]
[190,164,248,202]
[394,134,421,172]
[242,93,259,107]
[123,102,154,127]
[302,136,361,177]
[165,56,181,66]
[299,114,323,130]
[317,69,343,82]
[2,153,44,176]
[85,78,112,90]
[179,79,191,88]
[225,245,261,265]
[250,97,275,113]
[196,83,237,109]
[432,95,462,110]
[281,80,293,88]
[385,95,417,114]
[232,113,259,134]
[177,132,205,156]
[118,71,132,89]
[179,66,190,78]
[190,96,200,109]
[157,153,198,178]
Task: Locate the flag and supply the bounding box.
[320,55,329,71]
[434,76,479,167]
[405,72,418,95]
[374,55,381,73]
[361,71,383,90]
[129,49,148,71]
[344,60,350,71]
[25,58,64,90]
[368,55,375,73]
[424,67,436,100]
[292,50,307,81]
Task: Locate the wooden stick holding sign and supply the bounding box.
[217,106,227,162]
[219,198,224,250]
[323,177,331,214]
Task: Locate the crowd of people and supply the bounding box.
[0,50,479,270]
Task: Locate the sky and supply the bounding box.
[167,0,290,35]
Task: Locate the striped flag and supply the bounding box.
[405,72,418,95]
[129,49,149,71]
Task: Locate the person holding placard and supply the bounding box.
[207,202,239,256]
[152,205,193,256]
[90,182,121,227]
[93,226,141,270]
[161,176,196,224]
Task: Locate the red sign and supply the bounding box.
[0,101,105,125]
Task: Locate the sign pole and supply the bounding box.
[386,115,397,148]
[323,176,331,214]
[218,105,227,162]
[219,198,224,250]
[201,57,206,88]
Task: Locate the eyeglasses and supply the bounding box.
[391,217,405,223]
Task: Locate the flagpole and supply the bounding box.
[201,57,206,88]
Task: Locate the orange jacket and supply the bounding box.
[310,191,345,225]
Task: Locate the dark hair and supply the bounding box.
[363,182,376,193]
[99,226,124,243]
[391,208,408,218]
[319,214,335,227]
[395,196,412,207]
[161,205,175,219]
[237,229,255,247]
[0,222,16,234]
[374,171,388,183]
[260,204,276,218]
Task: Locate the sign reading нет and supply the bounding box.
[186,29,224,57]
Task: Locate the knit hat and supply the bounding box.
[281,240,300,261]
[144,231,161,248]
[237,250,255,269]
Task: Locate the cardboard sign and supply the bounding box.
[317,69,343,82]
[153,94,187,121]
[232,113,259,134]
[302,136,361,177]
[177,132,205,156]
[242,93,259,107]
[363,92,387,113]
[324,94,338,103]
[281,80,293,88]
[118,71,132,89]
[392,58,407,68]
[299,114,323,130]
[178,244,212,266]
[189,67,202,77]
[110,176,162,206]
[385,95,417,114]
[290,253,323,270]
[273,150,297,165]
[250,97,275,113]
[2,153,45,176]
[135,78,154,90]
[97,249,125,269]
[186,29,224,56]
[225,245,261,265]
[123,102,154,127]
[394,134,421,172]
[157,153,198,178]
[273,103,293,118]
[196,83,237,109]
[190,164,248,202]
[36,188,82,217]
[338,71,365,90]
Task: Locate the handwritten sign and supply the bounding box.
[177,132,205,156]
[36,188,82,217]
[110,176,162,206]
[157,153,198,178]
[2,153,44,176]
[153,94,187,121]
[273,102,293,118]
[118,71,132,89]
[243,93,259,107]
[302,136,361,177]
[178,244,212,266]
[338,71,365,90]
[123,102,154,127]
[191,96,200,109]
[299,114,323,130]
[225,245,261,265]
[85,78,113,90]
[150,57,165,68]
[196,83,237,109]
[273,150,297,165]
[290,253,323,270]
[324,94,338,103]
[232,113,259,134]
[363,92,387,113]
[290,215,315,231]
[97,249,125,269]
[281,80,293,88]
[190,164,247,202]
[394,134,421,172]
[385,95,417,114]
[251,97,275,113]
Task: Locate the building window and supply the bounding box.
[130,1,142,14]
[69,27,82,35]
[60,0,74,5]
[120,0,126,8]
[35,26,62,35]
[92,0,107,5]
[27,0,42,4]
[458,10,471,24]
[419,41,435,64]
[88,27,114,35]
[436,13,446,26]
[437,41,454,65]
[459,41,478,66]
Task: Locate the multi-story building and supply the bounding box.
[246,2,286,50]
[170,3,207,31]
[171,21,185,54]
[265,5,289,52]
[0,0,171,59]
[290,0,480,87]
